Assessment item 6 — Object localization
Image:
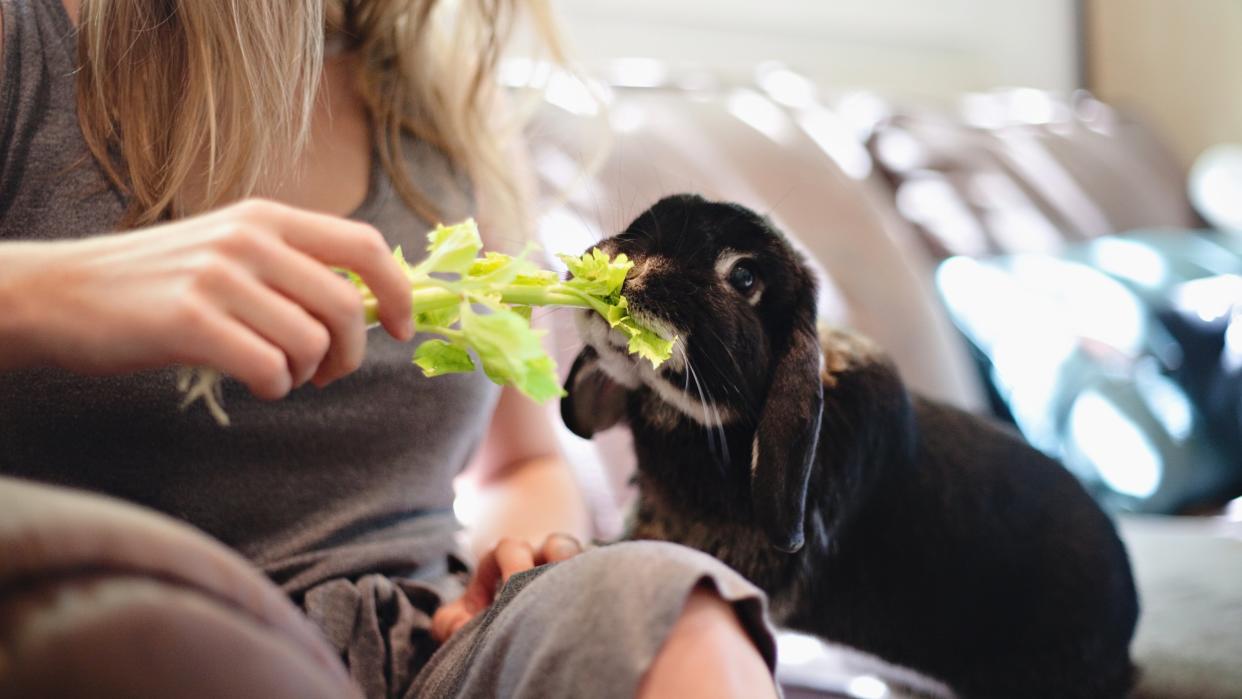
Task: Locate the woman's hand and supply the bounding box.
[431,533,584,643]
[0,198,413,397]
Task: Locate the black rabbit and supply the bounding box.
[561,194,1139,699]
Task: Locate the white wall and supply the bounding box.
[542,0,1079,100]
[1089,0,1242,167]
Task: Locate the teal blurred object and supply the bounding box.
[935,229,1242,514]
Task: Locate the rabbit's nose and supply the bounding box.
[623,256,669,293]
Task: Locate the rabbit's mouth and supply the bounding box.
[576,310,738,428]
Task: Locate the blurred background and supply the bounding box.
[488,1,1242,696]
[538,0,1242,163]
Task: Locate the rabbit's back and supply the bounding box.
[787,395,1138,699]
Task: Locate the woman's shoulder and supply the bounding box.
[0,0,120,238]
[0,0,78,114]
[3,0,78,67]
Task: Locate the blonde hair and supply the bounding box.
[75,0,563,231]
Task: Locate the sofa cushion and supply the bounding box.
[1123,515,1242,698]
[868,89,1198,260]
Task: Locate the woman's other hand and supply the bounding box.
[0,198,413,397]
[431,533,584,643]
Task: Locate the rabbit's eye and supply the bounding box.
[727,261,758,294]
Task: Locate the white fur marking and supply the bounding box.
[751,434,760,475]
[580,311,735,427]
[577,313,640,388]
[644,367,735,427]
[715,250,747,278]
[716,249,762,306]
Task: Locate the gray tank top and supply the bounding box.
[0,0,499,592]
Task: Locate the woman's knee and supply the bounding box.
[420,540,777,699]
[566,541,776,655]
[556,540,760,603]
[637,585,779,699]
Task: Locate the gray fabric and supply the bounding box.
[410,541,777,699]
[1122,517,1242,699]
[0,475,353,681]
[0,0,121,238]
[0,0,496,593]
[304,574,446,698]
[0,574,363,699]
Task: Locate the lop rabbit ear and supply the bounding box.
[561,346,628,438]
[751,317,823,553]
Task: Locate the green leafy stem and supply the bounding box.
[351,219,674,404]
[180,219,675,424]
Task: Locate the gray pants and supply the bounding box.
[304,541,777,698]
[416,542,776,698]
[0,476,776,699]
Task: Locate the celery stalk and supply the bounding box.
[181,219,674,425]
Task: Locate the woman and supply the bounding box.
[0,1,778,697]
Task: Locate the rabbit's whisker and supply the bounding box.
[693,325,756,426]
[681,347,730,469]
[694,367,730,465]
[679,349,712,452]
[701,325,749,398]
[679,347,718,460]
[697,341,748,408]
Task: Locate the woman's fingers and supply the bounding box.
[202,258,330,387]
[249,201,414,342]
[494,538,537,581]
[459,546,503,614]
[176,302,292,400]
[460,537,536,609]
[236,236,372,386]
[448,613,473,638]
[537,533,584,564]
[431,537,583,644]
[431,601,472,643]
[206,198,416,386]
[431,600,481,643]
[11,198,416,395]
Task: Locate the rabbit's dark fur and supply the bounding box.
[562,194,1139,699]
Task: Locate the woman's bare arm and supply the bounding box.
[431,385,591,641]
[0,200,413,394]
[459,386,592,556]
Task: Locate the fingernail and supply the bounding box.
[547,534,582,558]
[403,319,415,342]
